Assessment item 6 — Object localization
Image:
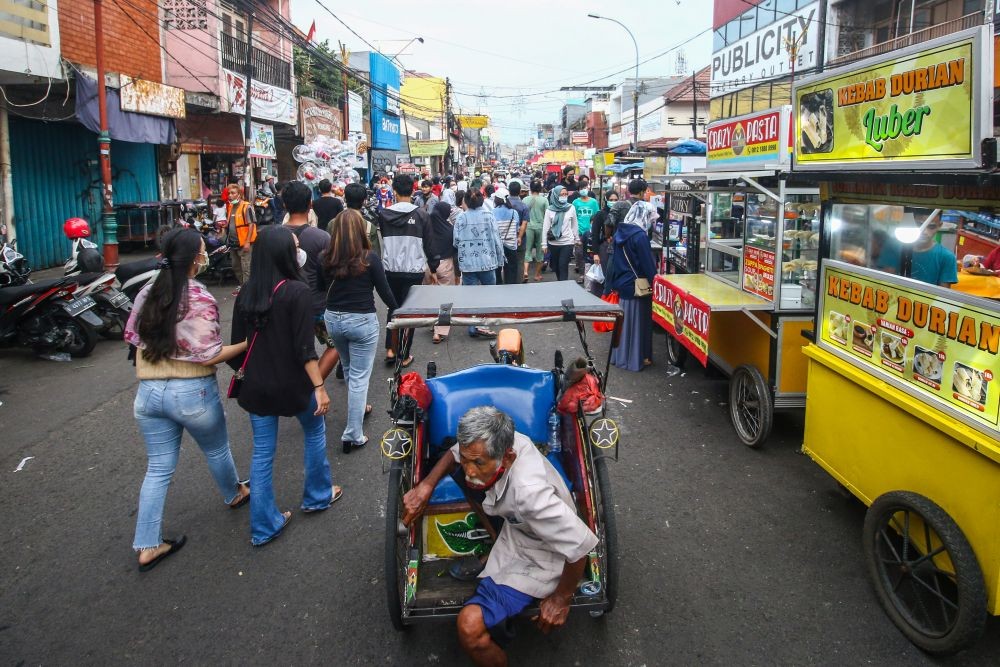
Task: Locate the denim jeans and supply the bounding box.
[248,394,332,545]
[133,376,241,551]
[461,270,496,336]
[324,310,379,443]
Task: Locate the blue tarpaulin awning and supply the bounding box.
[75,74,176,145]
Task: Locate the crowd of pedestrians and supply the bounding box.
[123,167,657,569]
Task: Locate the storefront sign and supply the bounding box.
[711,2,819,96]
[457,115,488,129]
[223,69,296,126]
[794,27,989,170]
[371,149,397,174]
[299,96,342,143]
[653,275,710,366]
[822,181,1000,209]
[742,245,776,300]
[409,139,448,157]
[120,75,186,119]
[819,261,1000,435]
[707,106,790,168]
[571,131,589,145]
[248,122,275,159]
[348,91,364,133]
[370,52,402,151]
[644,156,667,176]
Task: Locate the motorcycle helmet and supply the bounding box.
[63,217,91,240]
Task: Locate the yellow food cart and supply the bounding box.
[793,25,1000,654]
[651,106,819,447]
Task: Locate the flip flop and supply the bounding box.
[138,535,187,572]
[384,355,395,366]
[471,327,497,339]
[303,486,344,513]
[432,334,442,344]
[228,484,250,509]
[364,404,373,419]
[399,356,414,368]
[252,512,291,546]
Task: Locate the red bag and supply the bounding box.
[558,373,605,415]
[592,291,619,333]
[398,372,432,410]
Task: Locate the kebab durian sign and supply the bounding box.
[819,261,1000,435]
[793,27,990,171]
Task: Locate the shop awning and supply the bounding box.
[75,74,176,145]
[176,114,246,155]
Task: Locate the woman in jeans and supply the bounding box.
[541,185,579,282]
[125,227,250,572]
[453,188,504,338]
[323,210,398,453]
[427,201,457,344]
[231,226,337,547]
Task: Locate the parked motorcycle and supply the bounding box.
[0,242,101,358]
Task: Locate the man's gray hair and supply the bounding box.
[457,406,515,459]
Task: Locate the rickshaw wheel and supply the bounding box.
[863,491,986,656]
[728,365,773,448]
[664,334,687,368]
[385,460,412,632]
[591,456,619,617]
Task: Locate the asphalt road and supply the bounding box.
[1,274,998,665]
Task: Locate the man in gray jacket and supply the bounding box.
[403,407,597,666]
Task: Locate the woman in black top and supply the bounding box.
[323,210,398,453]
[231,226,338,546]
[428,201,457,343]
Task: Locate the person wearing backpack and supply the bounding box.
[491,186,524,285]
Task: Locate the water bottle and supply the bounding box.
[548,410,561,453]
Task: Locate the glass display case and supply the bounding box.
[777,192,820,310]
[707,192,744,285]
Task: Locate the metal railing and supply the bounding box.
[829,12,983,67]
[220,32,291,91]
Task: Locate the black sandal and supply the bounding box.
[138,535,187,572]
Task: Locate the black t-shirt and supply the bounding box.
[231,280,318,417]
[325,251,398,314]
[285,223,331,316]
[313,196,344,231]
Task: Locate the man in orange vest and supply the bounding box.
[226,182,257,293]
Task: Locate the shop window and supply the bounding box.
[736,88,754,116]
[770,80,792,107]
[710,98,723,121]
[714,27,727,51]
[740,11,757,38]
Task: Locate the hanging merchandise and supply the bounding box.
[290,135,363,187]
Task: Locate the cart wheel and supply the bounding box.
[664,334,687,368]
[728,365,773,448]
[554,350,563,371]
[591,456,619,617]
[385,460,412,632]
[863,491,986,656]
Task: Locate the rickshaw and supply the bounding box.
[378,281,623,630]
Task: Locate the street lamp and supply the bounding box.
[390,37,424,68]
[588,14,639,153]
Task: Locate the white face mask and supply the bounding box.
[296,248,307,268]
[579,189,589,197]
[559,197,568,204]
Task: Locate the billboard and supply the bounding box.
[457,115,489,129]
[299,96,342,143]
[347,90,363,132]
[369,52,401,151]
[401,75,445,121]
[119,75,186,119]
[793,27,989,171]
[706,106,791,168]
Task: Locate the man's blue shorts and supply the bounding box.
[464,577,534,628]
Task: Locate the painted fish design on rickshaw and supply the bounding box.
[436,513,490,555]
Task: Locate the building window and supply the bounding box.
[163,0,208,30]
[219,1,246,39]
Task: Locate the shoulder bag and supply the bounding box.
[621,244,652,298]
[227,279,287,398]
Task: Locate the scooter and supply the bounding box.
[0,242,101,358]
[62,216,158,304]
[62,218,136,339]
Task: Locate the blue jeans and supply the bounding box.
[133,376,241,551]
[461,270,496,336]
[324,310,379,443]
[248,394,332,545]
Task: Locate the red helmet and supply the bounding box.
[63,217,91,239]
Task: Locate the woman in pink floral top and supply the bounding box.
[124,228,249,572]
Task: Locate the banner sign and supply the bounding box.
[571,131,589,145]
[409,139,448,157]
[822,180,1000,209]
[248,122,275,159]
[300,96,342,143]
[707,106,790,168]
[457,115,489,129]
[348,91,363,132]
[742,245,776,300]
[711,2,820,97]
[794,27,989,170]
[653,274,710,366]
[120,75,186,119]
[223,69,296,126]
[369,52,401,150]
[819,261,1000,435]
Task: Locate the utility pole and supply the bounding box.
[444,78,453,174]
[94,0,117,269]
[242,11,255,199]
[340,41,349,141]
[690,71,698,140]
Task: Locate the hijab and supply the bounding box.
[547,185,572,237]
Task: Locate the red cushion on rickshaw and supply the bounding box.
[425,364,557,453]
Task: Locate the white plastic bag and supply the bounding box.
[585,262,605,284]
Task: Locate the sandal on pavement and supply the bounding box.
[470,327,497,339]
[252,512,291,547]
[364,404,373,419]
[303,486,343,513]
[432,333,443,344]
[228,482,250,509]
[342,436,369,454]
[399,355,414,368]
[138,535,187,572]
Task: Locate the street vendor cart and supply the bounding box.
[793,25,1000,654]
[649,106,820,447]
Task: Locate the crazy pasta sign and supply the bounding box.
[793,27,989,170]
[653,275,710,366]
[819,261,1000,434]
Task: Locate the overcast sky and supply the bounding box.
[290,0,713,144]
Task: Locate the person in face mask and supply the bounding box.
[231,226,338,546]
[541,185,579,281]
[124,227,251,571]
[605,199,657,372]
[401,407,598,664]
[571,184,600,281]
